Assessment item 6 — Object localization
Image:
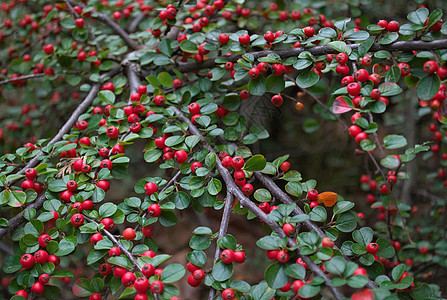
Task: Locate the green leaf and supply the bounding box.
[207,178,222,196]
[157,72,173,87]
[189,235,211,250]
[352,227,373,246]
[244,155,267,171]
[144,149,162,163]
[378,82,402,96]
[256,236,281,250]
[248,77,266,96]
[333,201,355,216]
[3,256,21,273]
[99,203,117,218]
[324,256,346,276]
[385,66,401,83]
[285,182,303,197]
[72,278,92,297]
[87,250,107,265]
[251,281,276,300]
[381,155,401,169]
[309,206,327,222]
[265,75,285,93]
[358,36,375,57]
[187,250,207,267]
[161,263,185,283]
[54,238,76,256]
[180,40,198,53]
[165,136,185,147]
[298,284,321,298]
[347,275,368,288]
[383,134,407,149]
[98,90,115,105]
[253,188,272,202]
[296,70,319,89]
[391,264,406,282]
[416,74,441,101]
[427,9,443,27]
[212,261,233,281]
[265,262,288,289]
[407,8,429,25]
[284,263,306,280]
[328,41,352,55]
[376,238,396,258]
[378,32,399,45]
[48,179,67,192]
[336,212,357,233]
[173,192,190,210]
[293,59,313,70]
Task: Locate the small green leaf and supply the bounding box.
[383,134,407,149]
[244,155,267,171]
[296,70,319,89]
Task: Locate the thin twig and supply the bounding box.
[67,0,142,50]
[0,73,45,85]
[301,87,349,131]
[83,215,142,272]
[208,192,234,300]
[4,66,121,188]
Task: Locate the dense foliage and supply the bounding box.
[0,0,447,299]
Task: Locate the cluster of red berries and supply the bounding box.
[186,262,206,287]
[21,167,43,193]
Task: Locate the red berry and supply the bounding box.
[283,223,295,236]
[20,253,35,269]
[238,34,250,45]
[174,150,188,163]
[150,281,164,294]
[121,272,136,287]
[366,242,379,254]
[123,228,136,240]
[220,249,234,264]
[101,218,115,230]
[142,263,155,277]
[233,251,246,263]
[71,213,84,226]
[321,237,334,248]
[31,282,45,295]
[148,203,161,217]
[222,289,235,300]
[271,95,283,107]
[144,182,158,196]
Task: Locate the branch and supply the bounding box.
[177,39,447,73]
[127,14,144,33]
[253,171,377,289]
[208,192,234,300]
[0,194,46,239]
[0,73,45,85]
[67,0,142,50]
[0,67,121,239]
[300,87,349,131]
[5,66,121,187]
[171,106,346,299]
[83,215,142,272]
